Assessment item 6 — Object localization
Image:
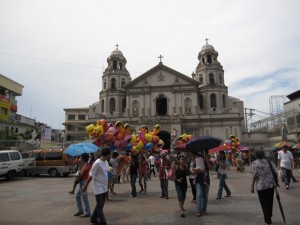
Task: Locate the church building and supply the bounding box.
[63,41,245,149]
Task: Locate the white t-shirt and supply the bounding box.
[149,155,155,166]
[89,158,110,195]
[195,156,205,171]
[278,150,293,169]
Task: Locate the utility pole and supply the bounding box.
[245,108,255,132]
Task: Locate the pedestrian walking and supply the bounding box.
[216,150,231,199]
[82,148,111,225]
[158,152,171,199]
[172,155,190,217]
[278,145,294,189]
[251,149,278,225]
[129,154,139,197]
[73,153,91,218]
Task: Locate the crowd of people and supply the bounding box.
[67,136,298,225]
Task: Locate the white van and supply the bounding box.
[0,150,24,181]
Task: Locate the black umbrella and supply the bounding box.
[185,136,222,152]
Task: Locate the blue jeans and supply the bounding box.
[203,184,209,212]
[76,179,91,215]
[130,174,138,196]
[91,192,107,225]
[217,174,231,198]
[281,167,292,186]
[196,182,204,212]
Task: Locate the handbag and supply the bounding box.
[165,166,176,181]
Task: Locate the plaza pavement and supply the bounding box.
[0,166,299,225]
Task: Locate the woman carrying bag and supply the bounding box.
[251,149,279,225]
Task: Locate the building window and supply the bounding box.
[222,94,226,108]
[113,60,118,70]
[121,79,126,88]
[209,73,214,84]
[111,78,116,89]
[199,95,204,109]
[219,74,222,84]
[104,80,107,89]
[210,94,217,108]
[207,55,212,64]
[1,107,8,115]
[199,75,203,84]
[101,99,104,112]
[110,98,116,112]
[78,114,86,120]
[122,98,126,112]
[67,114,75,120]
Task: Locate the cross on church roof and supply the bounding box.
[205,38,209,44]
[116,44,119,50]
[158,54,163,63]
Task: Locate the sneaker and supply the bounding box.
[285,185,289,189]
[74,212,83,216]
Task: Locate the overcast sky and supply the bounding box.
[1,0,299,129]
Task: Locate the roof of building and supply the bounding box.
[287,90,300,101]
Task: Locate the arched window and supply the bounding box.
[111,78,116,89]
[207,55,212,64]
[121,79,125,88]
[199,75,203,84]
[101,99,104,112]
[199,94,204,109]
[119,62,123,70]
[113,60,118,70]
[109,98,116,112]
[122,98,126,112]
[222,94,226,108]
[210,94,217,108]
[209,73,214,84]
[104,80,107,89]
[202,58,205,64]
[219,74,222,84]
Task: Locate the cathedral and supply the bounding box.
[63,41,245,149]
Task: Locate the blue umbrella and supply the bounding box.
[64,143,100,157]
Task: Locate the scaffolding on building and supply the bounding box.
[245,95,288,136]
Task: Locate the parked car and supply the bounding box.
[0,150,35,181]
[26,148,75,177]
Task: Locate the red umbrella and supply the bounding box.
[208,145,226,154]
[292,143,300,150]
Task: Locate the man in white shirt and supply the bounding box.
[82,148,111,225]
[278,145,294,189]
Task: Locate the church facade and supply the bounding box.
[63,42,245,148]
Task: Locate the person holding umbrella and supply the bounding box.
[251,149,279,225]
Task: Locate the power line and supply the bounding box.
[0,52,102,69]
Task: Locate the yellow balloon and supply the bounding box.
[131,134,137,144]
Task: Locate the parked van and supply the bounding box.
[26,148,75,177]
[0,150,24,180]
